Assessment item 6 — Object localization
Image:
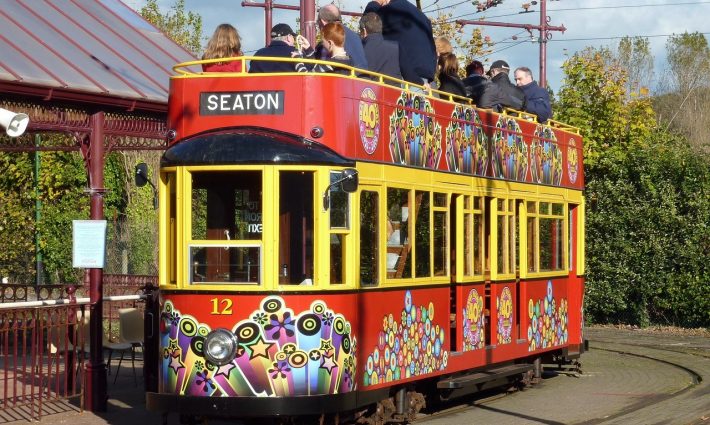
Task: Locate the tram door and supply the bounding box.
[449,194,461,351]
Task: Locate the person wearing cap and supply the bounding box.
[249,23,300,73]
[316,4,368,70]
[514,66,552,122]
[488,59,526,111]
[363,0,437,87]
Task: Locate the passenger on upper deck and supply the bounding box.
[436,53,467,98]
[249,23,299,73]
[364,0,437,87]
[514,66,552,123]
[315,4,368,70]
[293,23,353,75]
[359,12,402,81]
[462,60,489,105]
[488,60,526,111]
[434,36,452,57]
[201,24,242,72]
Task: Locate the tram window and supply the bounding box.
[189,171,263,285]
[433,195,447,277]
[463,195,485,277]
[330,234,345,284]
[464,196,473,276]
[540,203,565,271]
[496,198,516,276]
[387,188,411,279]
[415,191,431,278]
[359,191,379,286]
[329,172,350,229]
[279,171,314,285]
[162,172,177,285]
[190,246,260,284]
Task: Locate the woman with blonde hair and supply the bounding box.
[202,23,243,72]
[437,52,467,98]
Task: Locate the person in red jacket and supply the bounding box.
[201,23,243,73]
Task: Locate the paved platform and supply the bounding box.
[3,326,709,424]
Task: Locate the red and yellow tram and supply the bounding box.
[146,57,586,423]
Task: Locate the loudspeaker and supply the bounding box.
[0,108,29,137]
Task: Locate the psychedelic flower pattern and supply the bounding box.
[364,291,448,386]
[531,126,563,186]
[567,137,579,184]
[497,287,513,345]
[389,92,442,169]
[491,116,528,181]
[463,288,485,351]
[527,281,568,351]
[159,297,356,397]
[445,105,488,175]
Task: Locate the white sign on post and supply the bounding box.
[72,220,107,268]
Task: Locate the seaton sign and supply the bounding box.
[200,91,285,115]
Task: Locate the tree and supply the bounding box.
[556,46,655,167]
[430,11,492,73]
[616,36,654,98]
[140,0,203,55]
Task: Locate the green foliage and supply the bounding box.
[666,32,710,93]
[585,132,710,327]
[0,153,35,281]
[556,46,656,167]
[140,0,203,55]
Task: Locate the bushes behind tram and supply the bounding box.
[584,130,710,328]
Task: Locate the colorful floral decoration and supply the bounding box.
[531,125,563,186]
[364,290,448,386]
[159,297,356,397]
[463,288,485,351]
[527,281,568,352]
[445,105,488,176]
[389,92,442,169]
[567,137,578,184]
[491,116,528,181]
[359,87,380,155]
[496,286,513,345]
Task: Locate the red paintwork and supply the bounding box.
[168,74,585,189]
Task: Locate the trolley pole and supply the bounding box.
[84,111,107,412]
[457,0,565,88]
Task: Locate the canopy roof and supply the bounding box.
[0,0,196,112]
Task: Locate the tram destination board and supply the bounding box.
[200,91,285,115]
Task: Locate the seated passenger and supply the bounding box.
[514,66,552,122]
[294,23,353,74]
[249,23,299,73]
[488,59,526,111]
[463,60,487,103]
[359,12,402,81]
[436,53,467,98]
[201,24,242,72]
[435,36,453,57]
[316,4,368,70]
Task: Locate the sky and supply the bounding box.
[126,0,710,94]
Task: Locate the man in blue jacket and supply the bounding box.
[514,66,552,122]
[316,4,368,70]
[359,12,402,81]
[249,24,299,73]
[363,0,437,86]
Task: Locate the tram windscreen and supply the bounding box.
[189,171,263,285]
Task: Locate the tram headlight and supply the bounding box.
[203,328,238,366]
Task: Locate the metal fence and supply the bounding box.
[0,275,155,421]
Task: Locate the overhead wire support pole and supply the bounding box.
[456,0,565,88]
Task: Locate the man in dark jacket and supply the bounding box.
[249,24,299,73]
[316,4,368,70]
[363,0,437,86]
[488,60,526,111]
[514,66,552,122]
[359,12,402,81]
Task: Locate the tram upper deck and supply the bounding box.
[169,57,584,190]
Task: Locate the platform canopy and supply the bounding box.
[0,0,197,112]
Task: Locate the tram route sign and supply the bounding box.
[200,91,285,115]
[72,220,107,268]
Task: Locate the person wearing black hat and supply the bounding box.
[488,59,526,111]
[249,23,302,73]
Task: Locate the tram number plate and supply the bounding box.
[200,91,285,115]
[210,298,234,315]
